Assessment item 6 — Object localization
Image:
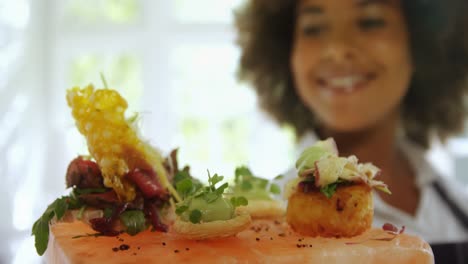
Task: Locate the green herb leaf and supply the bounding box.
[32,217,50,256]
[269,184,281,195]
[209,173,224,187]
[241,181,253,191]
[215,182,229,195]
[32,196,72,256]
[77,205,87,220]
[176,178,193,198]
[320,183,338,199]
[174,171,203,199]
[189,209,202,224]
[176,205,189,215]
[72,233,104,239]
[68,190,83,209]
[54,197,69,220]
[174,170,191,183]
[230,196,248,208]
[203,192,219,203]
[193,187,207,198]
[103,207,114,218]
[100,72,109,88]
[235,166,253,178]
[119,210,147,236]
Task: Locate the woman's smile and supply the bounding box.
[315,68,378,95]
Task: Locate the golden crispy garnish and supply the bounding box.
[172,209,252,240]
[66,85,178,202]
[286,184,373,237]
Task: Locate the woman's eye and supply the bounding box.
[358,18,386,30]
[302,25,326,37]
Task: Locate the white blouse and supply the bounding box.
[373,138,468,243]
[280,132,468,244]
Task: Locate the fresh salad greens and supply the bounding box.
[31,189,85,256]
[175,171,247,224]
[32,186,154,256]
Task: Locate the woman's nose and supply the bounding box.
[321,29,357,63]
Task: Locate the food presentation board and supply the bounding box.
[45,220,433,264]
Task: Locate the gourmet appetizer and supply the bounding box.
[228,166,285,219]
[33,84,434,264]
[172,171,251,240]
[32,85,250,255]
[285,138,390,238]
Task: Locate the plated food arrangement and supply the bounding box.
[32,85,434,263]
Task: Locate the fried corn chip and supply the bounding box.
[66,85,178,201]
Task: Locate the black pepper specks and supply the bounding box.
[119,244,130,251]
[111,244,130,252]
[295,244,313,248]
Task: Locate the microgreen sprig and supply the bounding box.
[100,72,109,89]
[175,170,248,224]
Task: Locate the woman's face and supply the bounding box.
[291,0,412,132]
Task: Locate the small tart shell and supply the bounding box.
[240,200,285,219]
[172,209,251,240]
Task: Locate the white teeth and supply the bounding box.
[327,76,363,90]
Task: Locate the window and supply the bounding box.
[49,0,296,183]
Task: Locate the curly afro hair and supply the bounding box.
[235,0,468,149]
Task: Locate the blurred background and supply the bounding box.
[0,0,467,263]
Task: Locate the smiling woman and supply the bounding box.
[235,0,468,262]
